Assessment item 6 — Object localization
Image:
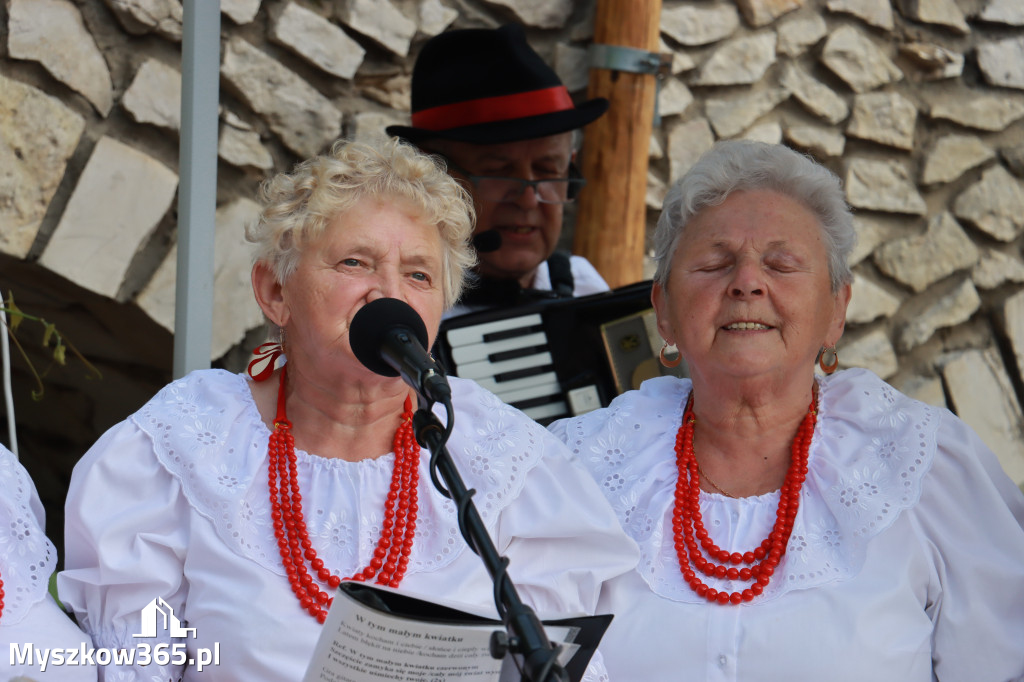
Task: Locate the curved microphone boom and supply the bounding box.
[472,230,502,253]
[350,298,451,404]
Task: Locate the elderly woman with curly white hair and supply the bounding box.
[549,140,1024,681]
[59,137,638,681]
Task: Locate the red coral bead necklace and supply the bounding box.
[267,365,420,623]
[672,389,816,605]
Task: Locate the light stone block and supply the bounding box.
[137,198,264,360]
[222,0,261,24]
[668,118,715,185]
[953,165,1024,242]
[777,14,826,56]
[820,25,902,94]
[784,124,846,158]
[417,0,457,37]
[827,0,894,30]
[219,124,274,171]
[873,212,980,293]
[781,63,849,125]
[846,92,918,151]
[849,215,897,267]
[102,0,183,40]
[0,75,85,258]
[661,4,739,47]
[706,88,789,139]
[896,0,970,34]
[657,78,694,119]
[942,348,1024,486]
[221,37,342,159]
[847,274,902,324]
[40,137,178,298]
[920,135,995,185]
[973,248,1024,289]
[8,0,114,116]
[692,33,777,87]
[927,91,1024,131]
[122,59,182,132]
[271,2,365,80]
[737,0,804,26]
[476,0,573,29]
[978,0,1024,25]
[896,279,980,352]
[845,158,927,215]
[977,36,1024,91]
[553,43,589,94]
[839,328,899,379]
[741,122,782,145]
[335,0,417,56]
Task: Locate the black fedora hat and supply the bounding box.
[387,24,609,145]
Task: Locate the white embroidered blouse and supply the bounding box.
[59,370,639,681]
[1,444,96,681]
[548,369,1024,682]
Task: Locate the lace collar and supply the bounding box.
[131,370,550,579]
[0,448,58,624]
[556,369,939,603]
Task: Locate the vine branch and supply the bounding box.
[1,292,103,401]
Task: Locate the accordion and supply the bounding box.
[434,281,685,424]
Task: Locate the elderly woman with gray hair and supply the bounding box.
[549,140,1024,680]
[58,137,637,681]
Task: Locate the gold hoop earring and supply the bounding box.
[660,343,681,368]
[819,345,838,375]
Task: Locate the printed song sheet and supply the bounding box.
[303,583,609,682]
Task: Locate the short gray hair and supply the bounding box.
[652,140,855,293]
[247,137,477,309]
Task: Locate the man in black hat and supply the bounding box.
[388,24,610,317]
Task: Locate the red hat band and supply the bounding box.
[410,86,575,132]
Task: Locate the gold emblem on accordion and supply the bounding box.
[602,309,687,392]
[619,334,641,351]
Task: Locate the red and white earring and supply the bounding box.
[248,330,285,381]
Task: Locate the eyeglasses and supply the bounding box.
[440,158,586,205]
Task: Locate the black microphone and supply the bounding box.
[472,230,502,253]
[349,298,451,403]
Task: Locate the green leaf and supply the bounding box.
[53,342,67,366]
[4,293,25,332]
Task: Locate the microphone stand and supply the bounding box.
[412,399,569,682]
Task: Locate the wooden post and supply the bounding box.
[574,0,662,289]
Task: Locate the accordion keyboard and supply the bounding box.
[436,281,669,425]
[444,311,569,421]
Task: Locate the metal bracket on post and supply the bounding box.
[588,43,674,125]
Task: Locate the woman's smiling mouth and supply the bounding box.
[724,321,772,330]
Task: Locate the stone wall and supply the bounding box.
[2,0,1024,548]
